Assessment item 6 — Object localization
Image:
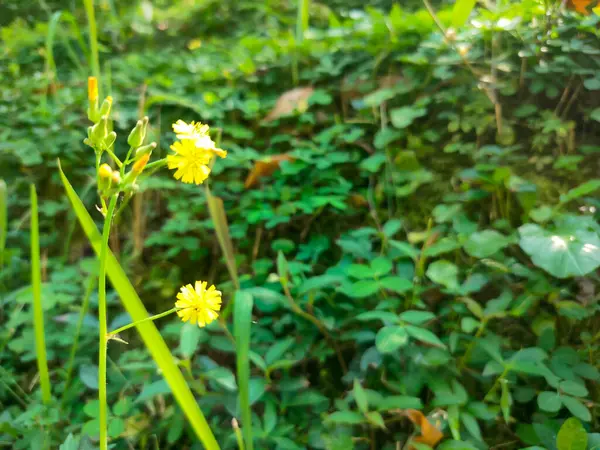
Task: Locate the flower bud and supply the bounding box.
[111,172,122,186]
[98,163,113,179]
[99,96,113,117]
[91,115,109,143]
[134,142,156,159]
[127,120,145,148]
[132,153,150,174]
[104,131,117,148]
[88,77,98,102]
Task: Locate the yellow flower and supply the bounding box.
[172,120,210,141]
[194,135,227,158]
[88,76,98,102]
[167,139,212,184]
[175,281,222,327]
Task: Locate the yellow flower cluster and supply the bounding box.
[167,120,227,185]
[175,281,222,327]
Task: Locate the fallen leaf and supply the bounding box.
[263,87,314,122]
[244,154,295,188]
[404,409,444,448]
[567,0,597,14]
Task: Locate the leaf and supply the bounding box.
[567,0,594,14]
[500,380,512,423]
[591,108,600,121]
[356,310,400,323]
[234,291,254,450]
[365,411,386,429]
[378,396,423,411]
[426,260,459,291]
[371,257,393,277]
[79,364,99,390]
[379,276,413,294]
[389,240,420,260]
[404,409,444,448]
[562,396,591,422]
[360,153,387,173]
[405,325,446,348]
[537,391,562,413]
[244,154,295,188]
[559,179,600,204]
[463,230,511,258]
[136,380,171,403]
[343,280,380,298]
[263,86,314,122]
[461,412,482,441]
[298,275,344,295]
[376,326,408,354]
[390,106,427,129]
[179,323,202,359]
[557,417,588,450]
[59,434,79,450]
[559,380,588,397]
[398,311,435,325]
[452,0,476,28]
[518,223,600,278]
[353,379,368,413]
[58,163,219,449]
[325,411,365,425]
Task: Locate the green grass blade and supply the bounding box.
[234,291,253,450]
[296,0,310,43]
[83,0,100,83]
[0,179,6,269]
[205,187,240,290]
[30,185,51,405]
[58,162,220,450]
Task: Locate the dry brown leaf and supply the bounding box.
[348,193,368,208]
[404,409,444,449]
[244,154,295,189]
[263,87,314,122]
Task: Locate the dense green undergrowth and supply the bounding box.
[1,1,600,449]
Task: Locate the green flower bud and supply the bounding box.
[127,120,145,148]
[99,96,113,117]
[91,115,109,143]
[104,131,117,148]
[134,142,156,159]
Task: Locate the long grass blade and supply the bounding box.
[30,185,51,405]
[451,0,477,29]
[83,0,100,83]
[58,162,220,450]
[0,180,7,269]
[234,291,253,450]
[205,187,240,290]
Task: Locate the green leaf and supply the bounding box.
[365,411,386,429]
[424,237,461,257]
[59,434,79,450]
[360,153,387,172]
[518,223,600,278]
[559,380,588,397]
[375,326,408,354]
[136,380,171,403]
[591,108,600,122]
[379,276,413,294]
[343,280,380,298]
[557,417,588,450]
[398,310,435,325]
[180,323,203,359]
[325,411,365,425]
[461,412,482,441]
[377,396,423,411]
[426,260,459,290]
[382,219,403,237]
[452,0,476,28]
[561,396,591,422]
[80,364,99,390]
[559,179,600,204]
[389,240,420,260]
[356,310,400,323]
[58,163,219,450]
[500,380,512,423]
[537,391,562,412]
[298,275,344,295]
[464,230,511,258]
[234,291,254,450]
[353,379,368,413]
[0,179,6,269]
[371,257,393,277]
[405,325,446,348]
[390,106,427,129]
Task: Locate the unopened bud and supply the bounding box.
[98,163,113,179]
[104,131,117,148]
[127,120,145,148]
[111,172,121,185]
[134,142,156,159]
[91,115,108,142]
[99,96,113,117]
[132,153,150,174]
[88,77,98,102]
[445,28,456,42]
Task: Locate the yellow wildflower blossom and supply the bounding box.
[175,281,222,327]
[172,120,210,141]
[167,139,212,184]
[194,135,227,158]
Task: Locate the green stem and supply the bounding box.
[485,365,511,402]
[458,318,487,371]
[83,0,100,83]
[108,307,178,337]
[140,158,168,179]
[98,194,117,450]
[104,147,122,168]
[61,274,96,409]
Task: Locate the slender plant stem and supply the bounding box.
[30,185,51,405]
[108,307,178,337]
[83,0,100,82]
[458,319,487,370]
[98,194,118,450]
[61,274,96,408]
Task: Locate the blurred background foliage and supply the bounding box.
[1,0,600,449]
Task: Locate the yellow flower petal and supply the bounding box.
[174,280,222,328]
